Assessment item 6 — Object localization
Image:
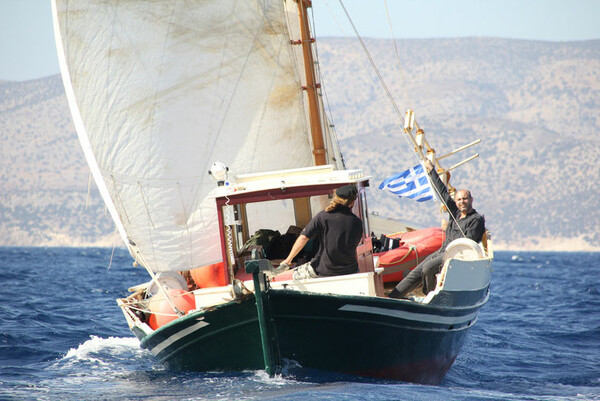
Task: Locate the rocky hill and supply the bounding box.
[0,76,115,246]
[1,38,599,251]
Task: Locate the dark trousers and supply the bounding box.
[390,250,444,298]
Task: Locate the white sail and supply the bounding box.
[52,0,341,273]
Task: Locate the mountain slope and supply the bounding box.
[0,76,115,246]
[1,38,598,250]
[318,38,600,250]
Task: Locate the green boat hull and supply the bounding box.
[138,286,487,384]
[140,298,265,372]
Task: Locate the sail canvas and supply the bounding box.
[52,0,341,272]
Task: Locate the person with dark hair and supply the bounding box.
[281,184,363,280]
[388,159,486,299]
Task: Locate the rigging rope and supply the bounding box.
[383,0,412,110]
[107,228,118,270]
[308,5,345,168]
[177,182,195,270]
[337,0,417,160]
[337,1,469,240]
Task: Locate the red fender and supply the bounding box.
[375,227,445,283]
[190,262,228,289]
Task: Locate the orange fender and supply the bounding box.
[147,288,196,330]
[190,262,228,289]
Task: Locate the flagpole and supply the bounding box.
[403,110,427,161]
[402,109,482,185]
[385,108,481,240]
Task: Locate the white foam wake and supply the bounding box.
[65,335,140,360]
[58,335,148,371]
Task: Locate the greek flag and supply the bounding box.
[379,163,435,202]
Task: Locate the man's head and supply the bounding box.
[455,189,473,216]
[336,184,358,203]
[325,184,358,212]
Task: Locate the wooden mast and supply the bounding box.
[295,0,327,166]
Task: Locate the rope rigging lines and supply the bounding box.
[321,0,471,239]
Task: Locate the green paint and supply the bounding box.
[245,259,282,376]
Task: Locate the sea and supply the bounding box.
[0,248,598,401]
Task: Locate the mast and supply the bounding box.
[295,0,327,166]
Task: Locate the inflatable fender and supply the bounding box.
[190,262,228,288]
[376,227,445,283]
[443,238,484,261]
[386,227,444,244]
[147,288,196,330]
[147,272,188,297]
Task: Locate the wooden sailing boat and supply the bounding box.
[52,0,493,384]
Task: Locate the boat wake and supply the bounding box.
[56,335,150,372]
[65,335,141,359]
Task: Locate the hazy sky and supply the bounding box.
[1,0,599,81]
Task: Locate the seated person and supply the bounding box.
[389,160,485,299]
[281,184,363,280]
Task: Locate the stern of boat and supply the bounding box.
[423,231,494,307]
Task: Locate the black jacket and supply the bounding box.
[429,168,486,250]
[301,207,363,276]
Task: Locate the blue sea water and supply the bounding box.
[0,248,598,401]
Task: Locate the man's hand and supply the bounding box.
[280,234,309,268]
[424,159,434,173]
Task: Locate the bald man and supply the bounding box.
[389,160,486,299]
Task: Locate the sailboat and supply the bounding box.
[52,0,493,384]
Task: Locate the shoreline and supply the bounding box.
[0,244,598,253]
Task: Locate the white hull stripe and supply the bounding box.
[339,304,479,326]
[150,320,210,356]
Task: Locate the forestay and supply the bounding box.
[52,0,341,273]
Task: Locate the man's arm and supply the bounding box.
[424,160,458,216]
[281,235,309,266]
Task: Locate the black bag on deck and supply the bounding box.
[239,229,281,256]
[266,232,298,260]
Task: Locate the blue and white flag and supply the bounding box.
[379,163,435,202]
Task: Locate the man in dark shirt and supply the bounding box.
[389,160,486,298]
[281,184,363,279]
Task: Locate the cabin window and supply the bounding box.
[310,194,330,216]
[222,188,369,271]
[231,194,333,266]
[245,199,296,238]
[233,204,246,252]
[233,198,307,266]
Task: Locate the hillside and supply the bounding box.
[318,38,600,251]
[0,77,115,246]
[1,38,599,250]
